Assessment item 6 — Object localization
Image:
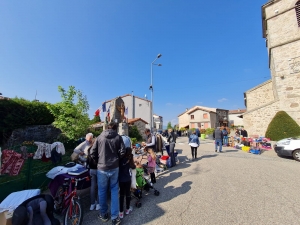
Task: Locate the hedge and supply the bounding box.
[265,111,300,141]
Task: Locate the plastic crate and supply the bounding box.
[250,149,260,155]
[242,146,250,152]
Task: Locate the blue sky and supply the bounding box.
[0,0,269,126]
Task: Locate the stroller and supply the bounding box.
[132,152,160,208]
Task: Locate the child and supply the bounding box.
[147,148,156,184]
[119,147,136,219]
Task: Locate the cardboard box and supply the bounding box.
[0,210,13,225]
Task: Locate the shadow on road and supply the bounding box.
[224,150,239,153]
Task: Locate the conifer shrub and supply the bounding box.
[265,111,300,141]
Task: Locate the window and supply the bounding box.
[191,115,194,120]
[203,113,208,119]
[139,104,142,107]
[296,1,300,27]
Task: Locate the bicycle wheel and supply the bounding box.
[63,199,83,225]
[54,185,64,214]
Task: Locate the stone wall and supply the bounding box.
[245,80,275,111]
[7,125,61,147]
[132,120,147,141]
[243,101,280,137]
[265,0,300,48]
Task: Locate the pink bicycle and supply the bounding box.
[54,176,89,225]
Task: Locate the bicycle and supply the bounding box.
[54,176,90,225]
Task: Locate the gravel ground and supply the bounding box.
[55,137,300,225]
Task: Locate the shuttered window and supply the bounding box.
[296,1,300,27]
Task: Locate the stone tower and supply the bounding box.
[243,0,300,136]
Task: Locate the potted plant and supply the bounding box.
[200,129,206,140]
[205,128,215,140]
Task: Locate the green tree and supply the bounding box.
[47,86,90,140]
[265,111,300,141]
[167,122,172,129]
[129,125,142,141]
[90,115,101,124]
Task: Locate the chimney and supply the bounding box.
[186,108,188,112]
[238,108,240,112]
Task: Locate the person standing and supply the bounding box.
[91,122,126,225]
[71,133,93,163]
[241,128,248,138]
[118,147,135,219]
[167,128,177,167]
[86,140,100,211]
[213,127,224,153]
[222,127,228,147]
[188,130,200,160]
[144,128,156,152]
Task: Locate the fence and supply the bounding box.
[0,145,72,202]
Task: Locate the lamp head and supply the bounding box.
[157,54,162,58]
[157,64,162,66]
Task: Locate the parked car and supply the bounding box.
[274,137,300,161]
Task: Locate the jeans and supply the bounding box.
[165,145,170,156]
[215,139,223,152]
[97,168,119,220]
[90,169,98,204]
[169,142,176,167]
[191,146,197,158]
[223,136,228,146]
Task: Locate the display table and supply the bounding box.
[48,170,91,197]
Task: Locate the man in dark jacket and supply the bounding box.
[213,127,224,153]
[241,128,248,137]
[167,128,177,167]
[91,122,125,225]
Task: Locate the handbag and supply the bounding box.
[70,152,79,162]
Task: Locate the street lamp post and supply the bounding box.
[150,53,162,132]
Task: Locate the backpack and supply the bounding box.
[222,130,228,136]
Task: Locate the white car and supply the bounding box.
[274,137,300,161]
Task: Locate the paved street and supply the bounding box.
[69,137,300,225]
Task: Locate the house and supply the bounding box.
[178,106,229,129]
[102,94,155,129]
[128,118,148,140]
[228,109,246,127]
[153,114,163,130]
[243,0,300,136]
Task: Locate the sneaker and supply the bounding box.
[125,206,133,215]
[90,204,96,210]
[111,217,121,225]
[119,212,124,219]
[96,204,100,210]
[98,213,109,222]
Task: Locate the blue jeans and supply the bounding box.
[97,168,119,220]
[90,169,98,205]
[223,136,228,146]
[215,139,222,152]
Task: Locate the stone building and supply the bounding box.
[243,0,300,137]
[128,118,148,140]
[102,94,163,129]
[178,106,229,129]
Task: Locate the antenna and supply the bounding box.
[35,90,37,100]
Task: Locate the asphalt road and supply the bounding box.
[62,137,300,225]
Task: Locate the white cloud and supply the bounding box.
[218,98,228,102]
[166,103,173,106]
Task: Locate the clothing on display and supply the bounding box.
[0,150,25,176]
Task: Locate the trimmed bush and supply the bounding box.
[129,125,142,141]
[265,111,300,141]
